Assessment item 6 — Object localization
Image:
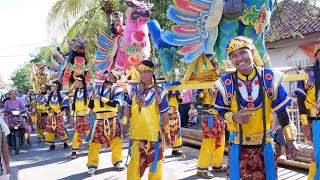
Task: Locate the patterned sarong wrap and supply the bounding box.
[75,116,90,145]
[89,117,121,148]
[45,115,66,137]
[227,145,278,179]
[37,113,47,130]
[201,114,225,148]
[168,108,180,146]
[133,139,164,178]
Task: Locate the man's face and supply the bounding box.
[75,80,82,88]
[106,73,116,83]
[229,48,254,72]
[40,87,47,94]
[139,70,153,84]
[51,85,57,92]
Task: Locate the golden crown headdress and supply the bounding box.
[226,38,253,56]
[137,64,154,72]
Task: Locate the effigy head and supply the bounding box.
[67,36,88,54]
[73,56,87,76]
[35,63,46,73]
[125,0,153,23]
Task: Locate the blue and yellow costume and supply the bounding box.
[295,42,320,180]
[214,38,296,179]
[125,82,169,180]
[196,89,226,174]
[45,91,69,145]
[86,82,124,172]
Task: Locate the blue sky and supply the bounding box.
[0,0,55,82]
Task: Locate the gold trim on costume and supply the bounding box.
[300,114,309,126]
[101,97,110,103]
[163,124,170,135]
[137,64,154,72]
[95,112,117,120]
[224,111,234,123]
[76,111,87,117]
[227,39,253,55]
[232,132,273,145]
[283,123,297,141]
[314,44,320,55]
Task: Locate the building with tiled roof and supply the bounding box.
[265,0,320,95]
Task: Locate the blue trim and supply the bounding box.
[113,160,123,167]
[172,145,182,150]
[221,74,234,104]
[87,166,97,170]
[228,132,238,144]
[264,143,277,180]
[61,138,69,143]
[307,68,315,90]
[85,112,95,142]
[263,68,275,98]
[150,116,162,173]
[125,138,131,166]
[72,148,79,150]
[208,114,214,128]
[229,144,240,179]
[45,140,54,144]
[197,167,209,171]
[313,120,320,179]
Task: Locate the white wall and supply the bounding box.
[267,45,314,96]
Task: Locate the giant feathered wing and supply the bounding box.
[93,30,118,80]
[47,47,68,82]
[161,0,223,63]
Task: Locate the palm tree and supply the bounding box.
[47,0,121,58]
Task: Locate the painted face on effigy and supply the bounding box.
[125,0,153,23]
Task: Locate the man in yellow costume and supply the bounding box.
[33,84,48,142]
[70,75,92,159]
[214,36,299,179]
[196,88,226,179]
[86,70,125,176]
[45,80,69,151]
[167,90,184,157]
[295,39,320,179]
[122,60,171,180]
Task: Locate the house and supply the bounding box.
[265,0,320,95]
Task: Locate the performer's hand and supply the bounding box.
[287,140,299,158]
[302,124,312,142]
[165,134,171,147]
[122,125,128,138]
[232,109,253,124]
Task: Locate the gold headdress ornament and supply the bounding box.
[314,40,320,55]
[137,63,155,72]
[226,37,253,56]
[40,84,47,88]
[101,70,120,81]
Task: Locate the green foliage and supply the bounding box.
[10,64,32,92]
[30,45,56,64]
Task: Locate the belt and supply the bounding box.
[40,113,48,116]
[232,132,273,146]
[36,109,48,113]
[96,112,117,120]
[76,111,87,117]
[202,109,218,115]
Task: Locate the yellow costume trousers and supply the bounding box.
[45,132,69,145]
[197,136,225,172]
[86,137,123,170]
[38,129,45,140]
[172,134,182,151]
[71,130,90,152]
[127,140,162,180]
[308,161,316,180]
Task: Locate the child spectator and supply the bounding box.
[188,103,198,127]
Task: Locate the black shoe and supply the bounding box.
[27,139,32,145]
[48,145,55,152]
[172,150,185,158]
[71,152,77,159]
[64,142,69,150]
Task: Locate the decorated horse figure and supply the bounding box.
[94,0,153,81]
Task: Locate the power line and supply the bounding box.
[0,55,30,58]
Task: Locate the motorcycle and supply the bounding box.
[4,109,27,155]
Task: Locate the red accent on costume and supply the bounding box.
[201,115,225,148]
[46,115,66,137]
[168,109,180,146]
[225,79,231,85]
[91,118,121,148]
[248,103,254,108]
[265,73,272,80]
[75,116,90,145]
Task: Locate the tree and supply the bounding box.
[30,45,56,64]
[10,64,32,92]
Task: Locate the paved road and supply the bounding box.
[8,129,308,180]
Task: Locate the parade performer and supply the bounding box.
[214,36,299,179]
[34,84,48,142]
[28,89,37,129]
[167,90,184,157]
[86,70,125,176]
[196,88,226,179]
[30,63,48,93]
[110,11,125,38]
[70,75,92,158]
[122,60,171,180]
[45,80,69,151]
[295,39,320,179]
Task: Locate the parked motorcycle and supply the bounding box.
[4,109,27,155]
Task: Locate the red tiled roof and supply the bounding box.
[265,0,320,43]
